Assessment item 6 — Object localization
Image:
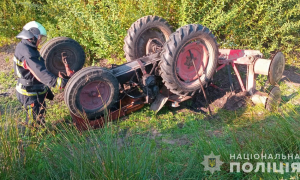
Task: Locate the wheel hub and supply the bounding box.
[136,29,165,57]
[146,38,163,54]
[265,86,281,111]
[176,42,209,82]
[79,81,111,111]
[269,52,285,85]
[52,49,75,71]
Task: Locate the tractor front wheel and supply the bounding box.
[40,37,85,76]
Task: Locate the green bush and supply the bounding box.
[1,0,299,64]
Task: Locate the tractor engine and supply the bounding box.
[142,74,159,99]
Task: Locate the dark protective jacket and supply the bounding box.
[14,39,67,96]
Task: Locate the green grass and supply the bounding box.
[0,70,17,92]
[1,69,300,179]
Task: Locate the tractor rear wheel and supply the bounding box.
[64,67,119,119]
[40,37,85,76]
[160,24,219,96]
[123,15,173,62]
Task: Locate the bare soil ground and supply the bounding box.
[185,63,300,113]
[189,66,249,113]
[0,44,16,98]
[282,66,300,87]
[0,44,15,73]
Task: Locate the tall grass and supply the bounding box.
[1,99,300,179]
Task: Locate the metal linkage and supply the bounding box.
[217,49,285,111]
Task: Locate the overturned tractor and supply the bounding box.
[41,16,285,130]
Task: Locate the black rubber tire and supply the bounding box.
[123,15,173,62]
[64,67,119,119]
[40,37,85,76]
[39,37,63,54]
[160,24,219,96]
[63,66,107,104]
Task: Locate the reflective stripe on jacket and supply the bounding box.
[14,40,67,95]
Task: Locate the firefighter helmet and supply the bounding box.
[16,21,47,45]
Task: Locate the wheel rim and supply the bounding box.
[265,86,281,111]
[176,41,209,84]
[51,48,76,72]
[269,52,285,85]
[146,38,163,54]
[136,29,165,57]
[79,81,111,111]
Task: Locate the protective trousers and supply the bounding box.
[16,91,47,126]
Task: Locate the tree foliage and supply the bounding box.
[1,0,299,63]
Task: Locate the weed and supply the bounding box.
[4,57,9,63]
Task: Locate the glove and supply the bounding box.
[46,88,54,100]
[58,71,69,79]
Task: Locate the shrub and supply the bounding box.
[1,0,299,64]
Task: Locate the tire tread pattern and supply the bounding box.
[123,15,173,62]
[160,24,219,96]
[40,37,85,76]
[64,66,119,119]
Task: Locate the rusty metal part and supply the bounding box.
[227,64,234,92]
[268,52,285,85]
[265,86,281,111]
[218,49,263,63]
[209,83,224,91]
[71,96,144,131]
[53,49,76,72]
[251,86,281,111]
[254,58,271,75]
[61,52,68,64]
[246,63,256,95]
[217,49,263,93]
[150,93,169,112]
[135,29,166,58]
[79,81,111,111]
[231,63,246,92]
[218,49,285,93]
[216,64,226,71]
[168,94,192,103]
[61,52,74,76]
[188,49,209,108]
[218,49,284,111]
[146,38,163,55]
[176,42,208,82]
[111,53,160,84]
[137,59,147,75]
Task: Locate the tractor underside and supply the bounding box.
[41,16,285,130]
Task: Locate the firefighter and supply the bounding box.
[14,21,68,127]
